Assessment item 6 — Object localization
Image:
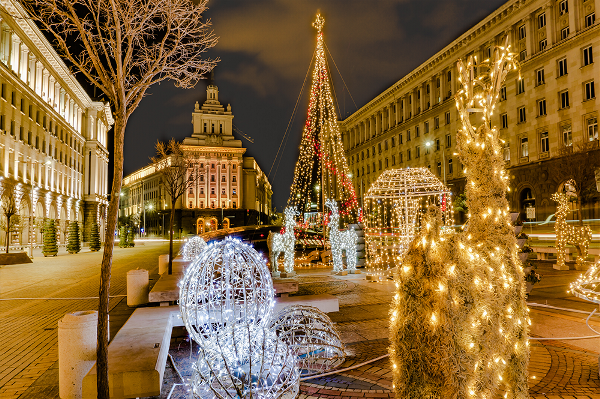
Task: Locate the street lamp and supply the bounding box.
[426,141,446,185]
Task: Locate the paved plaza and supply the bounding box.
[1,242,599,398]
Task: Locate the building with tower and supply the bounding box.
[341,0,599,222]
[119,84,273,236]
[0,0,112,250]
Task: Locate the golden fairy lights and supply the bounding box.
[363,167,453,278]
[389,37,529,399]
[552,186,592,270]
[570,260,600,304]
[287,13,358,219]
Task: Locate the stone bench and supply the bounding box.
[82,306,181,399]
[275,294,339,313]
[272,281,299,298]
[532,246,600,262]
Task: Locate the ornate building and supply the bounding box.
[0,0,112,248]
[120,84,273,236]
[342,0,599,222]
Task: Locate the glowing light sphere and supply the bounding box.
[570,260,600,304]
[192,325,299,399]
[268,207,298,275]
[182,236,208,261]
[325,199,358,272]
[270,305,345,376]
[179,237,275,347]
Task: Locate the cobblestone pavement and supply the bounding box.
[159,265,600,399]
[0,241,170,399]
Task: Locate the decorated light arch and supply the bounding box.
[363,167,452,276]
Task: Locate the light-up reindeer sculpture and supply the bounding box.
[325,199,358,273]
[268,207,298,276]
[552,183,592,270]
[390,37,529,399]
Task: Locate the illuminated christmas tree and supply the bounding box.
[288,13,358,220]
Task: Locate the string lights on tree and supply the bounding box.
[182,236,208,261]
[325,199,358,273]
[287,13,358,220]
[552,185,592,270]
[267,207,298,277]
[364,167,452,279]
[390,37,529,399]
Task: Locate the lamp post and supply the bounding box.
[426,141,446,185]
[14,158,51,258]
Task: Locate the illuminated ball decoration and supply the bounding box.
[192,325,299,399]
[270,305,345,376]
[363,167,452,278]
[552,187,592,270]
[390,38,529,399]
[182,236,208,261]
[268,207,297,275]
[570,260,600,304]
[179,237,275,348]
[325,199,358,272]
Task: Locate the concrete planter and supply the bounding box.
[127,269,149,307]
[516,238,527,248]
[518,252,529,263]
[158,254,169,275]
[514,226,523,235]
[525,282,533,294]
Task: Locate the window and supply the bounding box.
[559,0,568,15]
[372,162,375,172]
[407,130,411,141]
[415,126,420,137]
[211,164,215,169]
[446,134,451,148]
[558,58,568,76]
[200,175,204,182]
[584,81,596,100]
[189,188,194,194]
[518,24,526,40]
[561,26,569,40]
[538,13,546,29]
[378,160,382,170]
[518,106,526,123]
[520,137,529,157]
[485,46,492,59]
[587,117,598,140]
[385,158,389,168]
[445,112,450,125]
[416,146,421,158]
[424,121,429,134]
[436,162,442,176]
[222,176,226,182]
[500,86,507,101]
[211,175,215,182]
[585,13,595,28]
[384,140,388,150]
[232,164,236,170]
[501,113,508,129]
[448,159,453,175]
[540,131,549,153]
[211,187,215,195]
[399,153,403,163]
[399,134,403,145]
[391,137,396,147]
[519,50,527,61]
[536,68,545,86]
[583,46,594,66]
[200,187,204,194]
[378,143,382,153]
[537,99,547,116]
[203,122,207,133]
[562,124,572,146]
[407,149,412,160]
[392,155,396,166]
[434,117,440,129]
[539,39,547,52]
[435,138,441,151]
[372,146,375,157]
[232,176,237,182]
[504,143,510,161]
[189,201,193,208]
[233,202,236,209]
[559,90,569,109]
[211,201,215,208]
[221,189,226,195]
[211,123,215,133]
[517,79,525,94]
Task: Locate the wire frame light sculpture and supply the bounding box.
[363,167,452,277]
[182,235,208,261]
[180,237,300,398]
[325,199,358,273]
[570,260,600,304]
[270,305,345,377]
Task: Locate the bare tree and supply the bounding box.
[152,139,199,274]
[17,0,218,396]
[550,140,600,225]
[0,179,24,253]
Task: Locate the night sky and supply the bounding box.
[123,0,507,211]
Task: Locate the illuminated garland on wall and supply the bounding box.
[287,13,358,219]
[325,199,358,272]
[390,37,529,399]
[268,207,298,276]
[552,187,592,270]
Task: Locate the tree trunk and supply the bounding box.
[97,116,126,399]
[168,202,175,275]
[5,215,9,253]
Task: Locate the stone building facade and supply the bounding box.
[119,85,273,237]
[0,0,112,247]
[341,0,600,222]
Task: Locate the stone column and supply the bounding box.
[42,69,50,100]
[546,3,556,46]
[35,60,43,96]
[375,112,380,136]
[19,46,28,81]
[567,0,579,34]
[525,15,534,58]
[10,32,20,74]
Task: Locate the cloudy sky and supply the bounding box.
[124,0,507,210]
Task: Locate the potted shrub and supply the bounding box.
[516,232,528,248]
[518,244,533,262]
